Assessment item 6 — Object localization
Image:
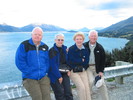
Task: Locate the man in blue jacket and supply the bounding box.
[48,33,73,100]
[15,27,51,100]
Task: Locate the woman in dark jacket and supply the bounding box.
[68,32,91,100]
[48,33,73,100]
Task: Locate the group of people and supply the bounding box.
[15,27,109,100]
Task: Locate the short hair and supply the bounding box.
[73,32,85,40]
[55,33,64,39]
[32,27,43,34]
[88,30,98,37]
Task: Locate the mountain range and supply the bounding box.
[0,16,133,40]
[0,23,66,32]
[99,16,133,39]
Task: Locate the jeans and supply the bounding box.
[51,73,73,100]
[23,76,51,100]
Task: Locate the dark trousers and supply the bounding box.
[51,73,73,100]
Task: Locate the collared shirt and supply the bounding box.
[89,42,96,64]
[77,45,85,50]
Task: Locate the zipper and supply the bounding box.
[36,45,41,80]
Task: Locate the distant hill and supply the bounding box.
[0,24,21,32]
[99,16,133,40]
[20,24,66,32]
[0,23,66,32]
[93,27,104,30]
[67,27,90,32]
[78,27,90,32]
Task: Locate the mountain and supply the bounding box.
[99,16,133,39]
[93,27,104,30]
[0,23,66,32]
[20,24,66,32]
[0,24,21,32]
[78,27,90,32]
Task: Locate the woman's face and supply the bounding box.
[74,35,84,47]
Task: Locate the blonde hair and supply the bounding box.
[73,32,85,40]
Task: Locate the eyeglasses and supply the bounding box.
[57,39,64,41]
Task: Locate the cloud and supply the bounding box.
[95,1,133,10]
[77,0,133,10]
[0,0,133,29]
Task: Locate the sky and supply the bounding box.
[0,0,133,29]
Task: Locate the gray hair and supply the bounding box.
[88,30,98,37]
[32,27,43,34]
[55,33,64,39]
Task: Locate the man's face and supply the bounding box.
[89,32,98,44]
[55,35,64,47]
[32,29,43,44]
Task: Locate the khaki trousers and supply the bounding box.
[23,76,51,100]
[87,66,109,100]
[70,70,91,100]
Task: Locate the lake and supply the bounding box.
[0,32,129,84]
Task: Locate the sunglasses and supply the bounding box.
[57,39,64,41]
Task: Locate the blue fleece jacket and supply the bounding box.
[15,38,49,80]
[48,43,67,83]
[68,44,89,70]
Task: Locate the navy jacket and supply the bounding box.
[15,38,49,80]
[84,41,105,73]
[48,43,67,83]
[68,44,89,70]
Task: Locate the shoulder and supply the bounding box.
[21,40,30,49]
[96,42,105,52]
[62,45,67,49]
[49,47,55,53]
[96,42,104,49]
[83,41,89,47]
[42,44,49,51]
[21,40,29,45]
[49,47,57,58]
[69,44,76,50]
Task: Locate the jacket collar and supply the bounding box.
[53,43,67,52]
[74,44,85,51]
[29,38,44,46]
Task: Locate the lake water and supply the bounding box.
[0,32,129,84]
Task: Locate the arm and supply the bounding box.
[82,49,89,69]
[15,44,31,75]
[49,57,62,79]
[96,44,106,73]
[49,48,62,79]
[100,47,106,73]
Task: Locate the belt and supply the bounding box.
[89,64,95,66]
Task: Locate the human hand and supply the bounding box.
[82,58,84,62]
[67,71,71,76]
[58,77,63,84]
[98,72,103,77]
[66,48,69,52]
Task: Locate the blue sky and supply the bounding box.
[0,0,133,29]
